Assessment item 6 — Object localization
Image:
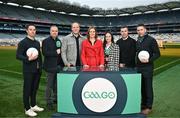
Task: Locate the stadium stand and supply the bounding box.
[0,0,180,45]
[0,2,180,26]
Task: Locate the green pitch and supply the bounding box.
[0,46,180,117]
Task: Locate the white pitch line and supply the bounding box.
[0,59,180,76]
[0,69,22,75]
[154,58,180,71]
[0,68,46,79]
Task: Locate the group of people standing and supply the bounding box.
[16,22,160,117]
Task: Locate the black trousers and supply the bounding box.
[137,65,153,109]
[45,72,57,104]
[23,70,41,110]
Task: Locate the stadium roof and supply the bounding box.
[1,0,180,16]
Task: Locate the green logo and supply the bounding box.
[81,78,117,113]
[56,41,61,48]
[104,48,110,56]
[83,91,116,99]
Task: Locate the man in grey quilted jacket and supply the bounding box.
[61,22,84,67]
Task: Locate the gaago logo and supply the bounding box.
[83,91,115,99]
[81,78,117,113]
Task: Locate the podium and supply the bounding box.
[55,67,143,117]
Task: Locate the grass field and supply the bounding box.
[164,42,180,48]
[0,46,180,117]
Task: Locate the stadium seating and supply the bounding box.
[0,4,180,45]
[0,4,180,26]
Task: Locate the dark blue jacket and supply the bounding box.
[136,34,160,67]
[42,36,63,73]
[16,37,42,72]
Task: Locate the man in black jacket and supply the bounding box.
[42,25,63,110]
[116,26,136,68]
[136,24,160,115]
[16,24,44,117]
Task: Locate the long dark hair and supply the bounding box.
[103,32,114,49]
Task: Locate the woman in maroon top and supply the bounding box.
[81,26,104,68]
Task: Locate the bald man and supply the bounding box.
[42,25,63,110]
[61,22,84,67]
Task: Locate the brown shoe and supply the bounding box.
[141,108,152,115]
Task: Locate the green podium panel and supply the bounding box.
[57,67,141,115]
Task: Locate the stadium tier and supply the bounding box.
[0,2,180,45]
[0,3,180,26]
[0,1,180,117]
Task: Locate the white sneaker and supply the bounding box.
[25,109,37,117]
[31,105,44,112]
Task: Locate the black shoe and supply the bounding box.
[47,104,54,110]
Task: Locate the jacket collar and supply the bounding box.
[27,36,35,41]
[122,36,129,40]
[70,32,83,38]
[138,33,148,42]
[49,36,59,41]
